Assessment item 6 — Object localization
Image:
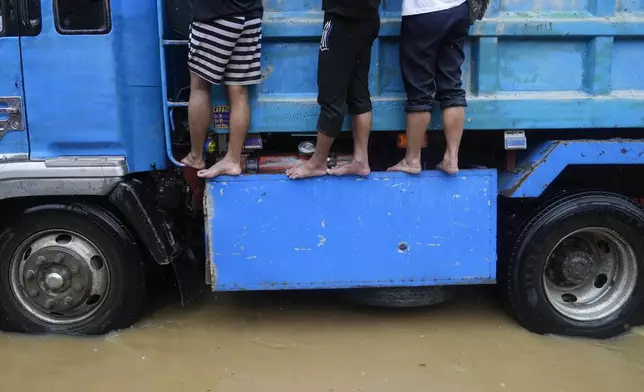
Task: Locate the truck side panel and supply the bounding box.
[177,0,644,134]
[207,170,497,291]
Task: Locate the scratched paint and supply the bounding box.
[206,170,497,291]
[204,193,217,286]
[0,178,122,200]
[500,0,586,12]
[500,139,644,198]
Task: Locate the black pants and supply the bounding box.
[400,1,470,112]
[317,13,380,137]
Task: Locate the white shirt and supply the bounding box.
[402,0,467,16]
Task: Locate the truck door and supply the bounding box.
[0,0,28,159]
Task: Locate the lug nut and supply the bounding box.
[29,289,38,297]
[44,299,54,309]
[74,284,83,292]
[71,264,80,274]
[62,297,73,306]
[35,256,46,266]
[25,270,36,280]
[54,254,64,264]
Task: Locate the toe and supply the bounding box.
[198,168,219,178]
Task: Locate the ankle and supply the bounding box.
[189,151,204,162]
[404,155,421,167]
[443,152,458,163]
[308,153,328,167]
[222,152,242,165]
[308,158,327,169]
[352,156,368,165]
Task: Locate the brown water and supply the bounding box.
[1,288,643,392]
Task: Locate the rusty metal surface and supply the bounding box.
[499,139,644,198]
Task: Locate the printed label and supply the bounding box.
[212,105,230,129]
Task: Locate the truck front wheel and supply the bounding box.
[503,192,644,339]
[0,202,146,335]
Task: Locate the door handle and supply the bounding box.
[0,97,24,135]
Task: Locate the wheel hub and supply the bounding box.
[561,251,594,285]
[543,228,638,322]
[22,248,91,313]
[10,231,110,325]
[45,272,65,290]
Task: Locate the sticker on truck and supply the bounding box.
[212,105,230,129]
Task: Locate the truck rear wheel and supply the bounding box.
[503,192,644,338]
[346,287,455,308]
[0,203,146,335]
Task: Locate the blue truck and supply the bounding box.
[0,0,643,339]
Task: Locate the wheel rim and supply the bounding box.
[543,227,638,322]
[9,230,111,325]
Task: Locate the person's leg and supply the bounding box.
[197,16,262,178]
[182,71,211,170]
[183,19,240,169]
[329,17,379,177]
[387,111,431,173]
[287,15,355,179]
[438,107,465,175]
[326,112,372,176]
[435,3,470,175]
[198,85,249,177]
[387,12,442,174]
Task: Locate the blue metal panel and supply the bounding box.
[206,171,497,291]
[0,33,28,156]
[20,0,166,173]
[0,131,29,155]
[500,139,644,198]
[161,0,644,134]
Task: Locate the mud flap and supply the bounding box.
[171,245,207,305]
[109,179,205,304]
[205,170,498,291]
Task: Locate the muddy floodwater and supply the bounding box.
[1,287,643,392]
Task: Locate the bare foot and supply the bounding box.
[286,161,327,180]
[387,158,421,174]
[181,153,206,170]
[436,159,459,175]
[197,158,242,179]
[327,160,371,177]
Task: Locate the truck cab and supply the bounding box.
[0,0,179,334]
[1,0,644,339]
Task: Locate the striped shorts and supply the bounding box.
[188,16,262,86]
